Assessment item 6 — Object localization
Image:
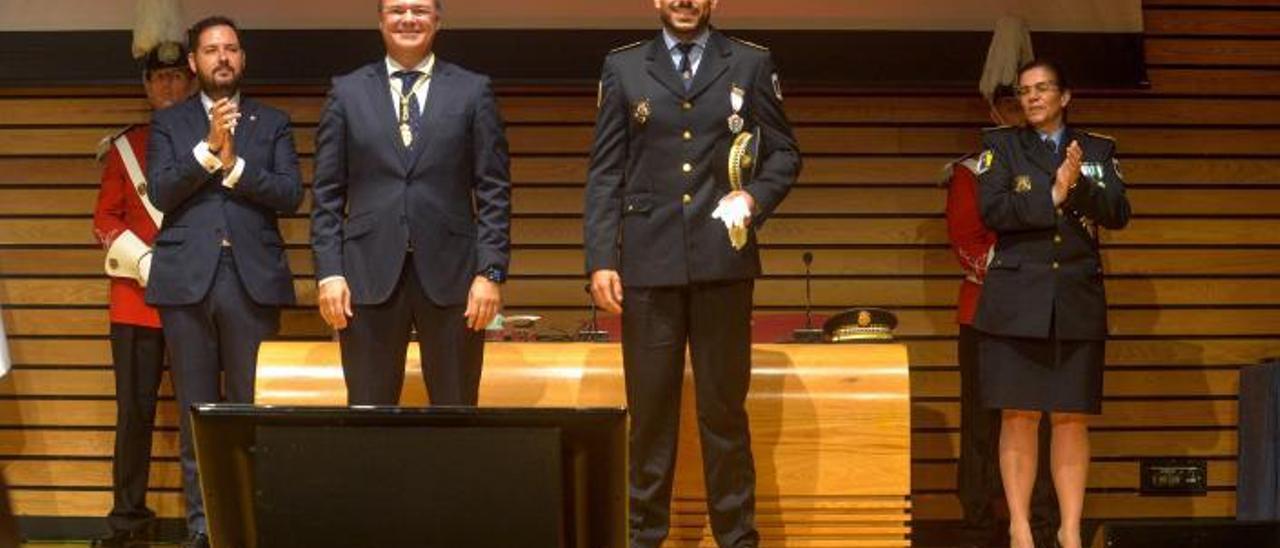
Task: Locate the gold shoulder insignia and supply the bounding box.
[729,36,769,51]
[1085,131,1116,142]
[95,125,135,163]
[608,41,644,54]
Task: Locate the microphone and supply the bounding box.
[803,252,814,329]
[792,251,824,343]
[578,282,610,342]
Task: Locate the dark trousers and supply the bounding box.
[106,323,166,534]
[622,280,758,548]
[339,259,484,406]
[160,250,279,534]
[958,325,1059,534]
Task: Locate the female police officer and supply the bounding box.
[973,59,1131,548]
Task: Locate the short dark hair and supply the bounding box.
[1016,58,1070,92]
[188,15,240,51]
[377,0,444,12]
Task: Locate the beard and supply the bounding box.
[660,1,711,34]
[198,63,242,98]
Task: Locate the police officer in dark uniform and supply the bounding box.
[583,1,800,546]
[973,59,1130,548]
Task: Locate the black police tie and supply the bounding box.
[393,70,423,147]
[677,43,696,92]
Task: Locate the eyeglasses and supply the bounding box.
[382,5,436,19]
[1016,82,1060,97]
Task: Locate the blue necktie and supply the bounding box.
[1039,135,1059,154]
[393,70,423,146]
[677,43,696,91]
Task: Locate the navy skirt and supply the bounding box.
[978,330,1104,414]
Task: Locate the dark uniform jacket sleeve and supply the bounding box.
[583,59,628,274]
[977,130,1057,233]
[744,52,800,225]
[1066,138,1131,230]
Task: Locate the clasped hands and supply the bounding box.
[205,97,240,170]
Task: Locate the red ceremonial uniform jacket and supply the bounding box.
[944,156,997,325]
[93,125,161,328]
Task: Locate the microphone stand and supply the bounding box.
[578,283,610,342]
[792,251,825,343]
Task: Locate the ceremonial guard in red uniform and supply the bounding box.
[91,35,193,547]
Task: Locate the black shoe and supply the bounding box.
[91,526,153,547]
[181,532,210,548]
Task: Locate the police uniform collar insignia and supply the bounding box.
[728,83,745,134]
[1015,175,1032,193]
[975,150,994,175]
[633,98,651,125]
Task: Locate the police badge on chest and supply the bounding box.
[728,83,745,134]
[632,98,651,125]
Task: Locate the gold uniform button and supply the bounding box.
[682,194,692,204]
[1054,234,1063,244]
[1052,261,1060,270]
[682,101,693,110]
[682,162,693,173]
[1056,208,1064,217]
[683,130,693,140]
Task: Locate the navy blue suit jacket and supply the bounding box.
[310,59,511,306]
[144,95,303,307]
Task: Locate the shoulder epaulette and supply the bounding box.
[981,124,1015,133]
[728,36,769,51]
[940,152,982,184]
[608,41,644,54]
[1085,131,1116,142]
[95,124,136,163]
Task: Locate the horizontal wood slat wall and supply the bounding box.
[0,0,1277,529]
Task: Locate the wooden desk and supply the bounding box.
[257,342,912,547]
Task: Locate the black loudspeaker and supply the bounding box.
[1091,520,1280,548]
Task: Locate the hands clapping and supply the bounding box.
[206,97,240,168]
[1053,140,1083,206]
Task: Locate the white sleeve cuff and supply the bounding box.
[221,157,246,188]
[193,141,224,173]
[318,276,346,287]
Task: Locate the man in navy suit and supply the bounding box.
[145,15,302,548]
[310,0,511,406]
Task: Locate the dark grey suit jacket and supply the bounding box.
[310,59,511,306]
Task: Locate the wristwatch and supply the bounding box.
[480,266,507,284]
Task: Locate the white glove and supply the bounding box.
[711,193,752,250]
[138,252,153,288]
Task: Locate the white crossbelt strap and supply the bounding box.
[114,136,164,229]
